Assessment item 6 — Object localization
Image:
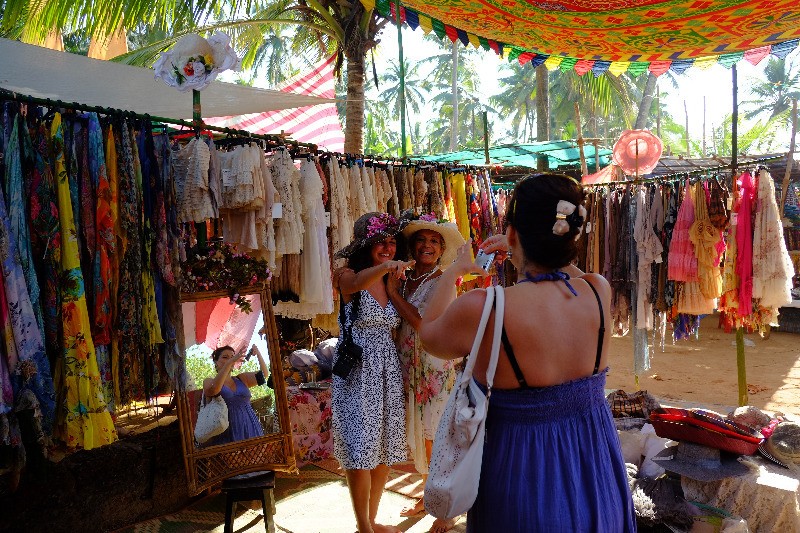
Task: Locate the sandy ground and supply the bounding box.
[604,314,800,415]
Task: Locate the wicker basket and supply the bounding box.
[650,419,762,456]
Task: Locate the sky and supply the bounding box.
[364,23,800,152]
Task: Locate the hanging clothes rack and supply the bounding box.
[0,88,318,151]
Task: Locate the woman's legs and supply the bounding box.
[345,469,372,532]
[345,465,401,533]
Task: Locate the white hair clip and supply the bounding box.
[553,200,587,240]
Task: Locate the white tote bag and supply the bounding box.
[194,393,229,444]
[424,285,505,519]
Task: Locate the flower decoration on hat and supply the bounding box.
[154,32,242,92]
[366,213,399,239]
[553,200,587,239]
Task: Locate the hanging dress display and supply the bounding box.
[51,113,116,449]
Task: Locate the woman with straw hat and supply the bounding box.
[332,212,414,533]
[386,213,465,532]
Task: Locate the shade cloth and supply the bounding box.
[365,1,800,78]
[0,38,334,121]
[416,140,612,170]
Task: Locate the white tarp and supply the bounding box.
[0,38,335,121]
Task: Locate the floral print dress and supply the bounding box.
[396,276,460,474]
[51,113,117,449]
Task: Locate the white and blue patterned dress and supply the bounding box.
[332,290,407,470]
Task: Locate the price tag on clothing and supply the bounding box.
[221,168,234,186]
[272,202,283,219]
[585,222,592,233]
[730,213,738,227]
[727,197,733,210]
[324,212,331,227]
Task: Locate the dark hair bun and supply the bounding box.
[506,173,585,270]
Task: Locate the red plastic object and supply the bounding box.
[650,419,762,456]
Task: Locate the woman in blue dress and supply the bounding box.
[419,173,636,532]
[202,344,269,446]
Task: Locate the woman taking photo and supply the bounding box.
[386,214,465,533]
[419,174,636,532]
[202,344,269,446]
[332,212,414,533]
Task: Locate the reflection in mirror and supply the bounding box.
[177,285,296,495]
[182,293,279,447]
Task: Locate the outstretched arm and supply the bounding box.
[203,352,244,397]
[334,260,415,299]
[238,346,269,389]
[419,242,488,359]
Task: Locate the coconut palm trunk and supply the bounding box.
[635,73,658,130]
[344,48,367,153]
[536,64,549,170]
[450,41,459,151]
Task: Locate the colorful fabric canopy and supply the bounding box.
[363,0,800,77]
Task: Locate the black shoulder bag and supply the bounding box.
[332,292,363,379]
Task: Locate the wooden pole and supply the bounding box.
[780,98,798,218]
[192,89,207,252]
[395,1,407,159]
[732,64,748,407]
[684,100,690,156]
[483,110,490,165]
[574,103,588,177]
[593,139,600,173]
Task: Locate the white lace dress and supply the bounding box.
[752,170,794,323]
[274,159,333,319]
[173,137,216,223]
[272,149,304,256]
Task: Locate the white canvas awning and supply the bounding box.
[0,38,335,121]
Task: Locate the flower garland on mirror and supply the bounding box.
[181,242,272,313]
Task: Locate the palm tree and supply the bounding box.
[2,0,390,152]
[491,62,538,142]
[378,58,427,144]
[744,57,800,123]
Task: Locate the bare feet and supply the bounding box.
[372,523,403,533]
[399,497,425,517]
[429,517,457,533]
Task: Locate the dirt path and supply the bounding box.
[604,314,800,415]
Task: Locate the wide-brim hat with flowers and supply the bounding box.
[334,212,407,259]
[401,212,466,266]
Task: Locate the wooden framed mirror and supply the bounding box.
[176,282,296,495]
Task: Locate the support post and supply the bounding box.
[395,1,407,160]
[192,88,208,251]
[483,111,490,165]
[732,64,747,407]
[780,99,798,218]
[574,103,588,177]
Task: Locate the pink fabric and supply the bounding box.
[736,172,755,317]
[194,299,217,344]
[216,296,262,355]
[667,180,698,282]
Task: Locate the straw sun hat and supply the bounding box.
[401,213,466,267]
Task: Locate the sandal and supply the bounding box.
[399,497,425,517]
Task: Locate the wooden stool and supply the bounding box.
[221,471,275,533]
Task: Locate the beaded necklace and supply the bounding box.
[401,267,439,298]
[516,270,578,296]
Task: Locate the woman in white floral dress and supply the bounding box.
[387,214,465,533]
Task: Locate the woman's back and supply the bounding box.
[472,273,610,389]
[467,278,636,532]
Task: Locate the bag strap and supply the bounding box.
[459,286,495,385]
[483,286,505,393]
[339,292,361,340]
